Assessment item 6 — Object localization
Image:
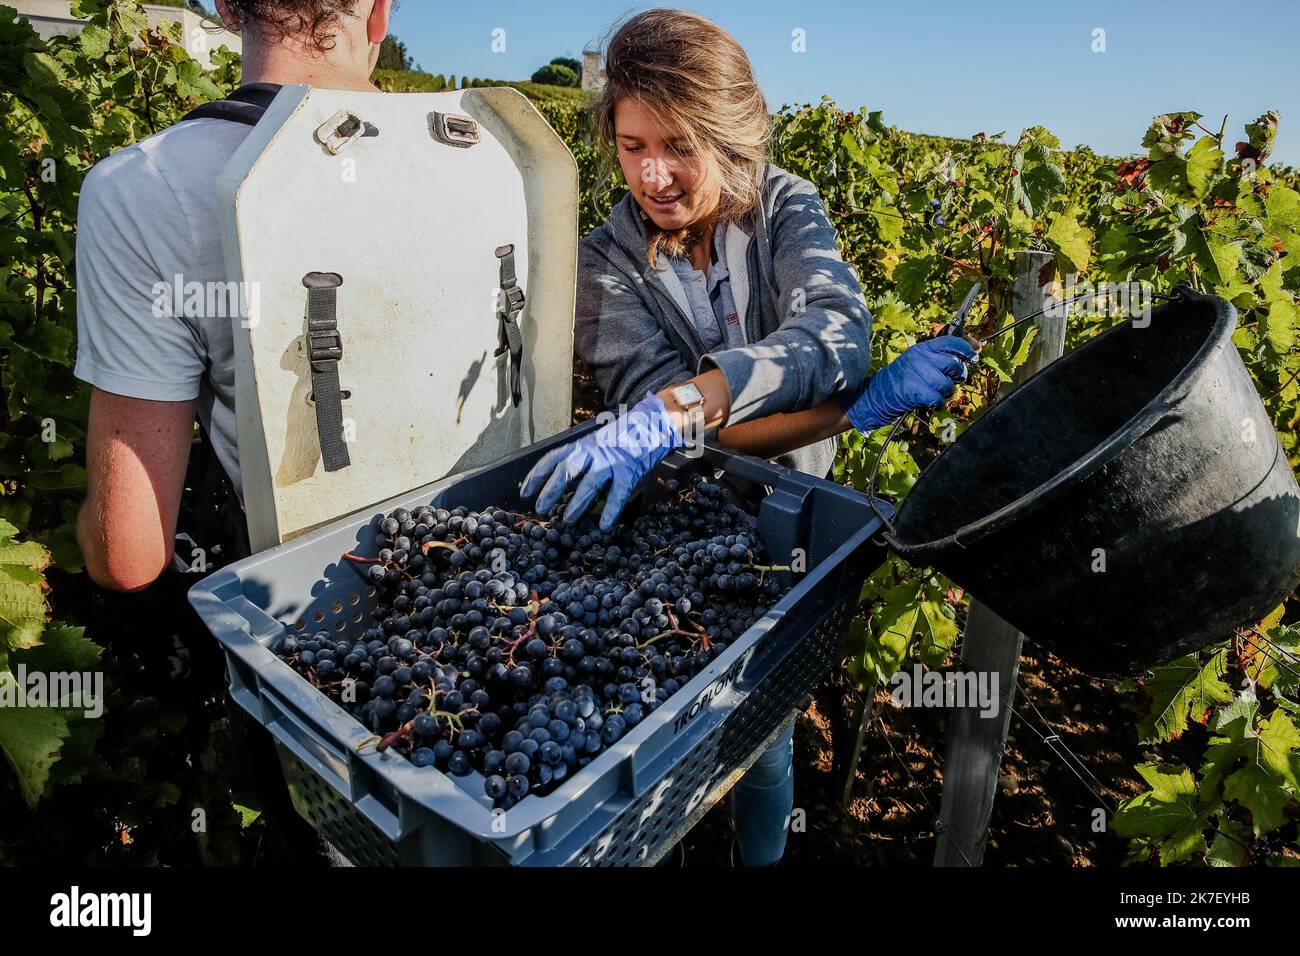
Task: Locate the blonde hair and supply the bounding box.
[593,9,773,266]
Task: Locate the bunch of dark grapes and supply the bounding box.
[277,473,788,809]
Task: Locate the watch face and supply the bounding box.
[673,383,704,408]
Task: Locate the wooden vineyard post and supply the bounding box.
[932,250,1064,867]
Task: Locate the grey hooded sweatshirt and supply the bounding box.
[575,163,873,478]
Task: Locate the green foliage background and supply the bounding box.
[1,1,1297,865]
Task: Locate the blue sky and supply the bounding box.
[390,0,1300,166]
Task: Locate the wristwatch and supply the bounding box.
[670,382,707,433]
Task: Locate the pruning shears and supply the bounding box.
[942,281,982,344]
[940,281,985,372]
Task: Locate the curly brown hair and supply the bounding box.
[220,1,365,52]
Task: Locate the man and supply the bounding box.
[73,3,394,865]
[74,0,392,592]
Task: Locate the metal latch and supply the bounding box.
[431,111,480,148]
[315,109,368,154]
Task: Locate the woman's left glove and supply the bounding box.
[839,335,977,433]
[521,392,685,529]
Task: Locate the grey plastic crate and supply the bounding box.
[189,425,890,865]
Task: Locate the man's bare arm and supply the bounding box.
[76,388,196,592]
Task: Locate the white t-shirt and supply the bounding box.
[74,117,253,500]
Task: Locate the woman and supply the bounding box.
[522,9,973,865]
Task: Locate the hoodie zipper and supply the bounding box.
[642,265,709,357]
[608,206,711,357]
[744,235,761,344]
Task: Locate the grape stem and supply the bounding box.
[747,562,791,586]
[375,698,482,754]
[640,609,710,652]
[501,589,546,666]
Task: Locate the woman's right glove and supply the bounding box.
[839,335,977,433]
[520,392,684,530]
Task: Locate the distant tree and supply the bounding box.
[549,56,582,76]
[531,63,579,87]
[461,75,470,90]
[430,74,445,91]
[375,34,413,71]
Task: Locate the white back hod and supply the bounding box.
[217,85,578,551]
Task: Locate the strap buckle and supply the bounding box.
[307,329,343,369]
[499,284,526,319]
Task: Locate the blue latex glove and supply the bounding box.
[521,392,685,529]
[840,335,977,433]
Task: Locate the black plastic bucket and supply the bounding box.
[886,287,1300,675]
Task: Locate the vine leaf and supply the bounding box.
[893,255,936,307]
[1256,711,1300,794]
[1044,206,1093,274]
[1202,706,1300,836]
[1201,695,1260,799]
[0,519,52,653]
[0,519,52,571]
[918,590,959,667]
[15,624,100,673]
[980,322,1038,383]
[78,23,109,59]
[1212,693,1259,732]
[1223,762,1291,837]
[1258,603,1287,633]
[1263,185,1300,257]
[863,584,921,683]
[1011,143,1066,218]
[1238,111,1279,164]
[1112,763,1210,864]
[1136,651,1233,744]
[1206,816,1250,867]
[1142,112,1201,159]
[1160,814,1213,865]
[870,206,904,244]
[1256,622,1300,694]
[1259,260,1298,358]
[1185,136,1225,200]
[0,671,70,809]
[1202,234,1246,293]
